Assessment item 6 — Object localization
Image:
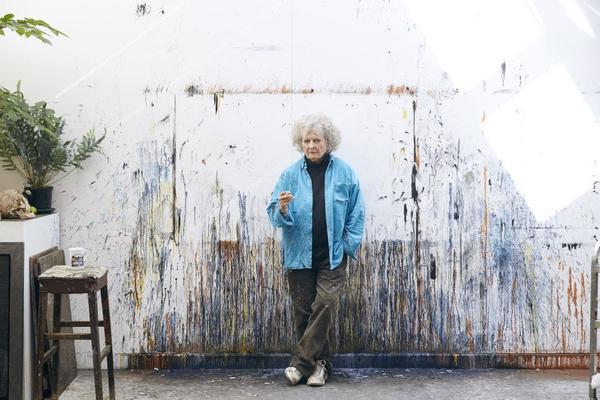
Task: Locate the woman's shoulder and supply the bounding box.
[331,155,360,184]
[331,154,355,173]
[280,157,304,177]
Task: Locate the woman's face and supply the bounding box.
[302,129,328,162]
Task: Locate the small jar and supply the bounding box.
[68,247,86,268]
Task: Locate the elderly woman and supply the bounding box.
[267,113,365,387]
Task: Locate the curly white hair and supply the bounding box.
[291,113,341,152]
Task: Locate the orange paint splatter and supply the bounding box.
[386,84,416,96]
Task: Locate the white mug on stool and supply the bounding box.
[68,247,86,268]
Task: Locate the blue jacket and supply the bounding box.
[267,154,365,269]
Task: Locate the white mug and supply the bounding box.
[68,247,86,268]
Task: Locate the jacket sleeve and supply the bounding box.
[267,172,295,227]
[343,173,365,260]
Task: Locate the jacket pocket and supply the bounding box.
[334,183,349,202]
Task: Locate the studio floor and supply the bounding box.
[61,368,590,400]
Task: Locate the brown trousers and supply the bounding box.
[286,258,347,377]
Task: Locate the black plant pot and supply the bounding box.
[23,186,53,210]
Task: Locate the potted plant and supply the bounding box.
[0,84,105,211]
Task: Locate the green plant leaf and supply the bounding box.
[0,15,66,44]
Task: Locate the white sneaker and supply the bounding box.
[307,360,328,387]
[284,366,303,385]
[592,373,600,389]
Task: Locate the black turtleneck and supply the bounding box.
[306,152,330,268]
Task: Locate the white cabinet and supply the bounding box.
[0,214,59,400]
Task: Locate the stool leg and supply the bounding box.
[43,357,53,400]
[101,286,116,399]
[88,292,103,400]
[50,293,62,400]
[34,291,48,400]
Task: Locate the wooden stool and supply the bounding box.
[34,266,115,400]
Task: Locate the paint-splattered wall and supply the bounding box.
[2,1,600,368]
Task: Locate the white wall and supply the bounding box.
[2,0,600,367]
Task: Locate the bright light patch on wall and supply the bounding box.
[559,0,596,38]
[483,64,600,222]
[403,0,541,90]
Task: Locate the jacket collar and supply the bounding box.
[301,152,335,170]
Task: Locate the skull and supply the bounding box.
[0,189,35,219]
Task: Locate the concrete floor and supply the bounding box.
[61,368,591,400]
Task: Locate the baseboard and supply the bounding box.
[121,352,592,369]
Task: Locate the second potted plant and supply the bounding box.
[0,84,105,211]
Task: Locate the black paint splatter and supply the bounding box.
[213,91,225,114]
[136,3,151,16]
[171,95,180,244]
[185,85,202,97]
[561,243,582,250]
[411,99,421,271]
